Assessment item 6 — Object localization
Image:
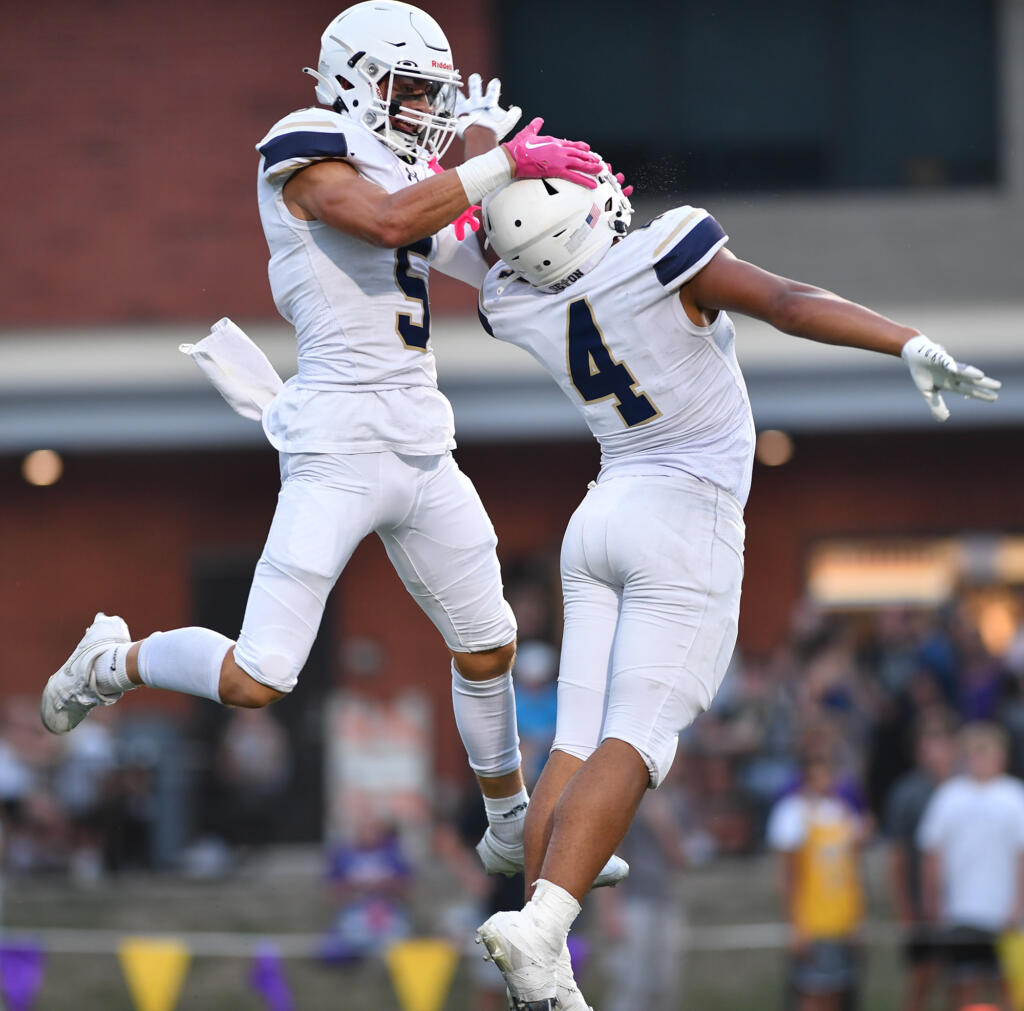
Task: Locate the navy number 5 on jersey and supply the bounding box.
[395,237,433,350]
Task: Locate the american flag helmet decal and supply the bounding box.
[584,203,600,228]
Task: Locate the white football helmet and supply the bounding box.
[482,168,633,288]
[304,2,461,162]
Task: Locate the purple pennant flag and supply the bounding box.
[250,943,295,1011]
[0,942,45,1011]
[567,935,590,981]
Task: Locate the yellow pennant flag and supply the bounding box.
[386,938,459,1011]
[999,931,1024,1011]
[118,937,191,1011]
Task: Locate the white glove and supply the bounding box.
[901,334,1001,422]
[455,73,521,141]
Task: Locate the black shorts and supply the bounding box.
[789,940,860,995]
[940,925,1001,979]
[903,925,943,966]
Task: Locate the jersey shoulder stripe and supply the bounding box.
[259,129,349,174]
[654,214,727,287]
[257,109,354,183]
[476,304,495,337]
[477,285,496,336]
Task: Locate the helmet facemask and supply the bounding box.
[374,65,460,161]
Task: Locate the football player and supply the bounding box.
[40,1,625,915]
[472,171,1001,1009]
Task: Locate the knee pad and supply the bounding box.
[233,643,301,695]
[601,664,706,789]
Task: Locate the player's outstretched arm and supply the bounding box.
[685,248,1000,421]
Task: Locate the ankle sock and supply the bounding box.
[94,644,136,696]
[483,787,529,845]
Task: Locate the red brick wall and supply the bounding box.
[3,428,1022,777]
[0,438,598,778]
[2,0,495,326]
[740,428,1024,654]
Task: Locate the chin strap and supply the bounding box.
[495,268,526,294]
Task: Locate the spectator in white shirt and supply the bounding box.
[918,722,1024,1010]
[885,707,958,1011]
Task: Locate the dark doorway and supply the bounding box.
[190,551,332,844]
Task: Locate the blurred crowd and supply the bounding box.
[0,702,154,882]
[708,595,1024,1011]
[428,576,1024,1009]
[4,571,1024,1009]
[691,596,1023,848]
[0,700,292,885]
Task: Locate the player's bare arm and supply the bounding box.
[282,72,493,244]
[284,79,602,249]
[283,154,507,247]
[682,247,917,356]
[684,247,1000,420]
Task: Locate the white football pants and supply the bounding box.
[234,451,516,692]
[552,472,744,787]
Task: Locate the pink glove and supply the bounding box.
[605,161,634,198]
[503,117,601,189]
[428,157,482,241]
[451,206,481,241]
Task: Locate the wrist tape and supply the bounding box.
[455,147,513,205]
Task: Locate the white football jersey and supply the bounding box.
[479,207,756,504]
[255,108,487,455]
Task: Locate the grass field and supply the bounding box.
[0,848,904,1010]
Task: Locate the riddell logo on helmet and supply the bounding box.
[432,60,453,70]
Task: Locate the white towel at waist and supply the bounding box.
[180,317,285,422]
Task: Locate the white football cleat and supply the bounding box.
[41,613,130,734]
[476,827,630,889]
[555,941,593,1011]
[476,909,560,1010]
[502,989,554,1011]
